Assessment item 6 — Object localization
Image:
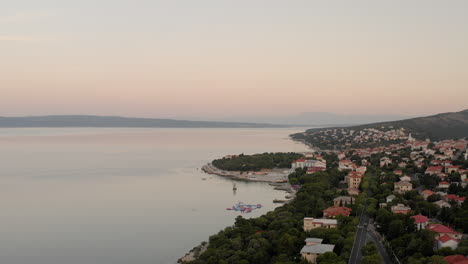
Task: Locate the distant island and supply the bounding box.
[0,115,295,128]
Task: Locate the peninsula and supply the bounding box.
[182,110,468,264]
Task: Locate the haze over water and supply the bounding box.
[0,128,311,264]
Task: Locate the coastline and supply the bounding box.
[201,163,291,183]
[178,163,297,263]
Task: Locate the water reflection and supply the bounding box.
[0,128,311,264]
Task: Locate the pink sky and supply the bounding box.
[1,1,467,118]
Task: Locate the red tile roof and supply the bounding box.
[427,224,461,235]
[439,234,460,243]
[444,255,468,264]
[411,214,429,223]
[422,190,435,196]
[323,206,352,217]
[426,166,443,172]
[446,194,466,202]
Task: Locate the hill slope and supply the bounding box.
[0,115,289,128]
[342,109,468,140]
[292,109,468,150]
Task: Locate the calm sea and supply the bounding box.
[0,128,311,264]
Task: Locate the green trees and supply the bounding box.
[316,252,346,264]
[360,241,382,264]
[212,153,303,171]
[189,155,356,264]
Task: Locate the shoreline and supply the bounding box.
[178,163,297,263]
[201,163,291,183]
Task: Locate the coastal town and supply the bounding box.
[185,128,468,264]
[292,133,468,263]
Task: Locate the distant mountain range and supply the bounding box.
[0,115,291,128]
[306,109,468,140]
[177,112,411,126]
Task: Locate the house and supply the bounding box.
[444,194,466,205]
[426,224,462,240]
[444,255,468,264]
[438,181,450,189]
[339,160,356,171]
[391,204,411,214]
[400,175,411,182]
[305,160,327,169]
[323,207,352,218]
[442,160,453,167]
[446,166,460,174]
[394,181,413,194]
[426,166,444,175]
[386,195,396,203]
[307,167,325,174]
[434,200,451,208]
[394,170,403,176]
[411,214,429,230]
[380,157,392,168]
[347,171,363,190]
[437,235,461,250]
[333,196,354,207]
[436,191,448,197]
[291,159,306,169]
[300,238,335,263]
[421,190,435,200]
[303,218,338,231]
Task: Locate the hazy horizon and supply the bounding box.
[2,1,468,118]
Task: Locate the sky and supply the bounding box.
[1,0,467,119]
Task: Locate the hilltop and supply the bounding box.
[0,115,290,128]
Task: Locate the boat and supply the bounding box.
[232,183,237,190]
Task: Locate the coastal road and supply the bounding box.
[367,222,393,264]
[348,206,369,264]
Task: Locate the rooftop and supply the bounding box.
[411,214,429,223]
[305,238,323,243]
[300,244,335,254]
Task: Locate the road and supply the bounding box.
[348,206,369,264]
[348,178,392,264]
[368,222,393,264]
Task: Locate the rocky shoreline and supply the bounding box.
[201,163,291,183]
[178,242,208,263]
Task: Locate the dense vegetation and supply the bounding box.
[212,153,303,171]
[189,157,361,264]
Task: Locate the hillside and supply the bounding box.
[292,109,468,150]
[0,115,289,128]
[348,109,468,140]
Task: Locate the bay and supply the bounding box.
[0,128,311,264]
